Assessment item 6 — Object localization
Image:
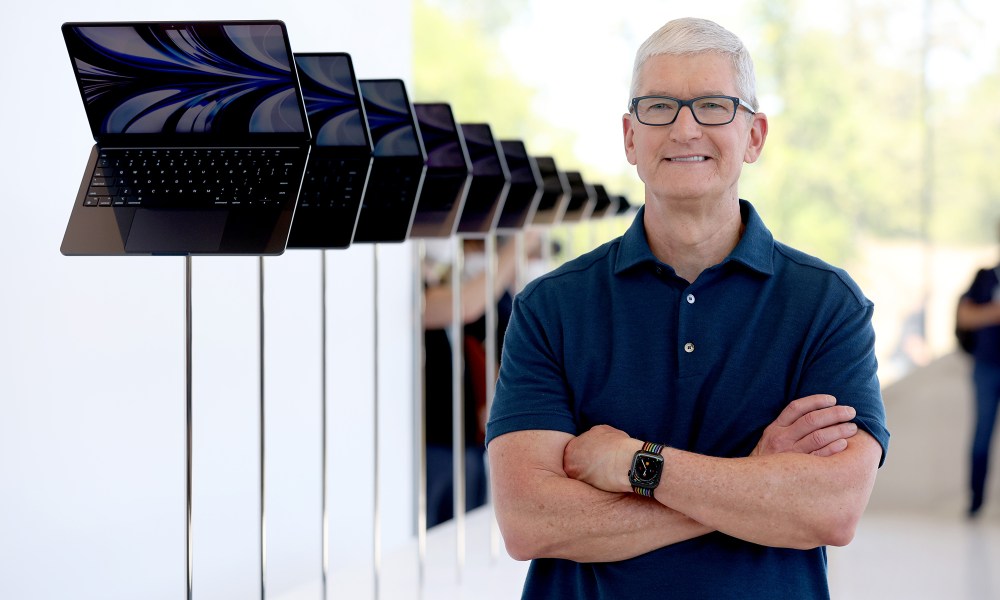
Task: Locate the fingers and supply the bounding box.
[772,394,837,427]
[800,421,858,455]
[785,404,856,445]
[754,394,860,457]
[810,438,849,457]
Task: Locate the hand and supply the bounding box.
[563,424,640,494]
[751,394,858,458]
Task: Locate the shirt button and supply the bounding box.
[655,266,663,275]
[687,294,696,304]
[684,342,695,353]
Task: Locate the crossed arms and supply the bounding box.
[488,394,882,563]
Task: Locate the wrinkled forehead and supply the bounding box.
[635,52,739,97]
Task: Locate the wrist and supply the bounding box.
[627,440,666,497]
[618,438,644,493]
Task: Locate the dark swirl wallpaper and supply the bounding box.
[358,79,422,158]
[295,54,368,148]
[63,22,307,137]
[413,103,466,169]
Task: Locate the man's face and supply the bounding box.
[623,52,767,206]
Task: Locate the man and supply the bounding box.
[957,219,1000,517]
[486,17,889,599]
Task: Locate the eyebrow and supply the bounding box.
[640,90,730,97]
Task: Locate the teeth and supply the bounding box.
[669,156,707,162]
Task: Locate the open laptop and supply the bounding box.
[616,194,636,217]
[529,156,570,226]
[287,52,372,249]
[409,103,472,239]
[456,123,510,237]
[560,171,596,224]
[61,21,312,255]
[352,79,426,243]
[495,140,542,233]
[589,184,619,219]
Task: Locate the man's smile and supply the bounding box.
[666,155,709,162]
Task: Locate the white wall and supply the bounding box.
[0,2,415,599]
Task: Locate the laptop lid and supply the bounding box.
[530,156,570,226]
[616,194,635,216]
[352,78,427,243]
[286,52,372,249]
[456,123,510,236]
[62,21,311,147]
[560,171,596,223]
[409,103,472,238]
[495,140,542,233]
[60,21,311,256]
[590,184,618,219]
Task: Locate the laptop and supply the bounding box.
[529,156,570,226]
[456,123,510,237]
[286,52,372,249]
[560,171,596,224]
[616,194,636,217]
[409,103,472,239]
[494,140,542,233]
[589,184,618,219]
[352,79,426,243]
[61,21,312,255]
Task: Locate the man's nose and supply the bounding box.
[670,105,703,141]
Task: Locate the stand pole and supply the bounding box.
[321,250,329,599]
[451,236,466,579]
[259,257,267,600]
[185,256,193,600]
[373,245,382,600]
[484,234,498,561]
[414,241,428,589]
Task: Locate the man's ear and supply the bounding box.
[743,112,768,164]
[623,113,638,166]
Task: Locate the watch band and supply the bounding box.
[632,441,664,497]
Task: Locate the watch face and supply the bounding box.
[630,451,663,487]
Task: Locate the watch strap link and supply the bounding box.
[632,441,664,497]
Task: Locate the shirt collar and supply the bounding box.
[614,199,775,277]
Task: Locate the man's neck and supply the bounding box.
[642,196,744,284]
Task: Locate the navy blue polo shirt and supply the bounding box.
[487,200,889,600]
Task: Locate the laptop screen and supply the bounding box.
[460,124,505,177]
[358,79,423,158]
[413,103,468,170]
[63,21,309,144]
[294,53,370,149]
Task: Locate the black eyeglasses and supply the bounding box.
[629,95,756,126]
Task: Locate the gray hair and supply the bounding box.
[629,18,758,112]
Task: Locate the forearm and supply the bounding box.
[653,433,880,549]
[957,299,1000,330]
[489,431,711,562]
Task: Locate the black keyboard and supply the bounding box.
[84,148,304,208]
[297,156,368,210]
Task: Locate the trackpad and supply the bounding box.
[125,209,227,254]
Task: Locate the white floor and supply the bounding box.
[292,352,1000,599]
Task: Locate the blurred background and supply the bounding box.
[412,0,1000,386]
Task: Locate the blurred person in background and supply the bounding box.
[957,218,1000,517]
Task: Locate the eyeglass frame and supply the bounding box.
[628,94,757,126]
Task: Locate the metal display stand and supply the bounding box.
[372,244,383,600]
[259,257,268,600]
[185,257,193,600]
[414,241,428,589]
[451,235,466,578]
[320,250,330,599]
[483,233,500,562]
